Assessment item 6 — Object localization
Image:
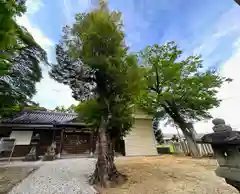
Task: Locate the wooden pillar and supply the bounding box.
[89,131,93,156]
[52,130,56,141]
[58,129,64,157]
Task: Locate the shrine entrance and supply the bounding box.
[61,132,93,155]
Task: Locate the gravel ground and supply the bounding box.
[0,166,36,194]
[8,158,97,194]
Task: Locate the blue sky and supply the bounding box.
[18,0,240,133]
[28,0,239,67]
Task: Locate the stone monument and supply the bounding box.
[42,141,57,161]
[197,118,240,192]
[23,133,40,161]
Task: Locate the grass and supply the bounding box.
[0,166,36,194]
[96,155,238,194]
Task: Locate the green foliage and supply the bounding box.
[75,99,102,129]
[0,0,47,116]
[0,0,26,51]
[50,3,142,139]
[0,103,46,119]
[0,28,47,113]
[54,104,76,113]
[138,41,229,125]
[75,98,134,138]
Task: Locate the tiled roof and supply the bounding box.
[1,110,78,124]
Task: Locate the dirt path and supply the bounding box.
[99,155,238,194]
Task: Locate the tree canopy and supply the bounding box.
[50,4,142,138]
[54,104,76,113]
[0,0,47,117]
[138,41,231,156]
[0,0,26,51]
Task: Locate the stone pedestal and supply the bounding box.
[23,146,39,161]
[23,134,40,161]
[42,141,56,161]
[197,118,240,192]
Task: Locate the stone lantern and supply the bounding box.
[196,118,240,192]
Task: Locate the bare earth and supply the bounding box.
[0,166,36,194]
[98,155,239,194]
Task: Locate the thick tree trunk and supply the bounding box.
[162,102,200,157]
[181,123,200,158]
[182,131,200,157]
[89,117,127,187]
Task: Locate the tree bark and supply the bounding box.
[180,123,200,158]
[89,117,127,187]
[162,102,200,158]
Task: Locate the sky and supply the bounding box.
[17,0,240,134]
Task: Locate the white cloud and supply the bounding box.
[214,6,240,37]
[192,6,240,58]
[25,0,44,15]
[16,0,77,109]
[16,0,53,54]
[63,0,72,23]
[33,69,78,109]
[62,0,92,24]
[78,0,92,8]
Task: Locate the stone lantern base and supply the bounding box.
[42,142,56,161]
[23,146,39,161]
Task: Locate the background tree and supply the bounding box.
[0,101,47,119]
[49,1,142,187]
[138,41,231,157]
[54,104,76,113]
[0,0,47,117]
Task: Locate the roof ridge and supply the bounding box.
[23,110,77,116]
[1,110,79,124]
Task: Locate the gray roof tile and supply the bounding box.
[1,111,78,124]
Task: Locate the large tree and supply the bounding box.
[138,41,231,157]
[49,1,141,187]
[0,0,47,116]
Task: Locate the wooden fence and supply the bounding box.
[171,140,214,157]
